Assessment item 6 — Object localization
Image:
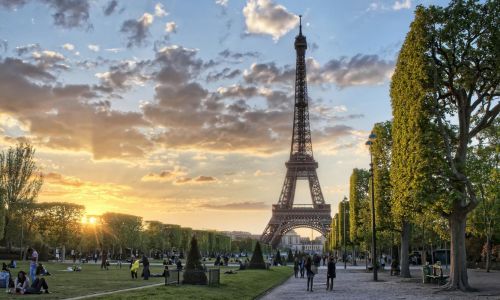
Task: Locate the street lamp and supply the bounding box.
[365,132,378,281]
[342,196,348,270]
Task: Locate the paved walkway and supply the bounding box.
[261,266,500,300]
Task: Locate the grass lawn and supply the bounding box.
[96,267,293,300]
[3,261,292,299]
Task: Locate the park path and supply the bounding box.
[260,266,500,300]
[63,282,164,300]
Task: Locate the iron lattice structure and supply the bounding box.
[261,18,331,248]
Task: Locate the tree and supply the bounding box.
[287,248,294,262]
[371,122,393,232]
[390,6,440,278]
[35,202,84,254]
[466,120,499,272]
[349,169,370,265]
[183,235,207,285]
[101,212,143,255]
[338,199,350,251]
[423,0,499,290]
[0,143,43,247]
[248,241,266,269]
[275,249,282,265]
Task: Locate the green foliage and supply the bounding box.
[101,212,143,251]
[390,6,438,225]
[274,249,282,265]
[338,198,350,246]
[183,235,207,285]
[371,122,394,231]
[35,202,84,248]
[0,142,43,242]
[287,248,294,262]
[248,241,266,269]
[349,169,370,243]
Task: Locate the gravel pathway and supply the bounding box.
[260,266,500,300]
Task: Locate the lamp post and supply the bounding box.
[342,196,347,270]
[366,132,378,281]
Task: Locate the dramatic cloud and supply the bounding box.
[244,55,394,88]
[307,55,394,87]
[200,201,268,210]
[0,58,152,159]
[165,21,177,33]
[393,0,411,10]
[103,0,118,16]
[121,13,154,48]
[242,0,299,40]
[95,59,150,92]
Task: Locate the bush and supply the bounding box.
[183,235,207,285]
[248,242,266,269]
[275,250,282,265]
[287,249,294,262]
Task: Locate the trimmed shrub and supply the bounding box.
[183,235,207,285]
[248,241,266,269]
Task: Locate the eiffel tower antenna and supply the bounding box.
[261,17,331,248]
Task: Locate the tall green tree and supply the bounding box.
[0,143,43,246]
[390,6,439,278]
[349,169,370,263]
[101,212,143,254]
[371,122,393,232]
[338,198,350,253]
[424,0,499,290]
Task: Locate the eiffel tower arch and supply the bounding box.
[261,16,331,248]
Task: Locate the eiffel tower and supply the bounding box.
[261,16,331,248]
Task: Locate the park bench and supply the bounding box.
[424,264,448,285]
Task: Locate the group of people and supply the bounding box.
[293,254,337,292]
[0,248,51,295]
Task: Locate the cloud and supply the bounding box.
[44,172,83,187]
[242,0,299,41]
[174,175,217,185]
[206,67,241,82]
[218,49,260,60]
[0,57,153,159]
[32,50,68,70]
[0,0,26,9]
[15,43,40,56]
[103,0,118,16]
[200,201,268,211]
[393,0,411,10]
[165,21,177,33]
[95,59,150,92]
[62,43,75,51]
[88,44,100,52]
[215,0,228,7]
[243,62,294,85]
[0,40,7,52]
[141,167,187,182]
[154,3,168,17]
[44,0,91,28]
[121,13,154,48]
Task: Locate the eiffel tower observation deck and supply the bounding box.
[261,16,331,248]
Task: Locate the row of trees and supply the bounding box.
[0,144,268,260]
[328,0,499,291]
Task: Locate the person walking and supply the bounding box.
[299,257,305,278]
[101,250,108,270]
[130,258,139,279]
[141,255,150,280]
[326,256,336,291]
[293,257,299,278]
[305,256,314,292]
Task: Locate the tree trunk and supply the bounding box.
[444,213,474,291]
[485,234,491,273]
[353,246,357,266]
[400,221,411,278]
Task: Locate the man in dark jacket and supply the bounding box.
[326,256,336,291]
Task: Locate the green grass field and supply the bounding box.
[3,261,292,299]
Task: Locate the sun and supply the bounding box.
[88,216,97,224]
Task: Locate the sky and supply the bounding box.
[0,0,450,236]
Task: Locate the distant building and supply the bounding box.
[279,230,326,254]
[222,231,253,240]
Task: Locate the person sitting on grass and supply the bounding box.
[1,263,14,290]
[36,263,51,276]
[130,258,139,279]
[8,260,16,269]
[12,271,30,294]
[11,270,49,294]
